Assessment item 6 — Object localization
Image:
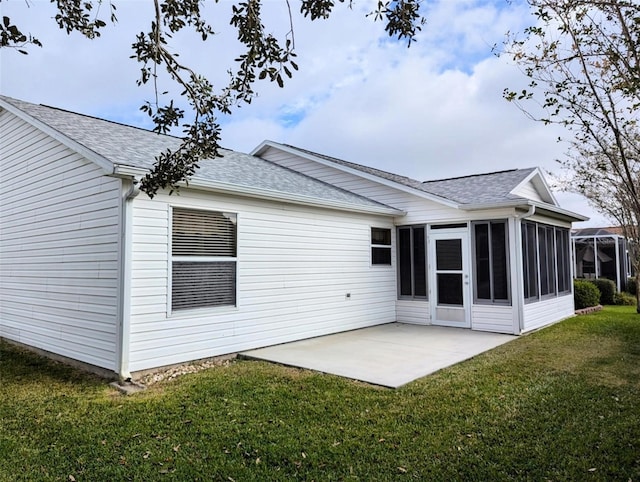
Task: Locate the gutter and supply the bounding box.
[112,165,405,217]
[464,199,588,223]
[116,178,140,380]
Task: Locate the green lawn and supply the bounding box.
[1,307,639,481]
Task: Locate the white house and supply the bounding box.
[0,96,587,379]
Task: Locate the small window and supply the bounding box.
[171,208,237,311]
[371,227,392,265]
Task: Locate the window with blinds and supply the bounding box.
[171,208,237,311]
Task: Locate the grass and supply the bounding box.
[1,307,640,481]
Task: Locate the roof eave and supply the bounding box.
[463,199,589,222]
[113,165,405,217]
[0,99,115,175]
[252,140,461,209]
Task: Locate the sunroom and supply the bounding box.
[394,213,578,335]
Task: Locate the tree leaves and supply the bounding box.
[2,0,425,198]
[504,0,640,306]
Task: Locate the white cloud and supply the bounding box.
[0,0,606,226]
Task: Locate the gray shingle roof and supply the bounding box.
[1,97,400,213]
[282,144,537,206]
[421,169,536,205]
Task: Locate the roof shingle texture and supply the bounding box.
[282,144,536,206]
[1,97,395,211]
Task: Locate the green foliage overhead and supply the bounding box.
[0,0,425,197]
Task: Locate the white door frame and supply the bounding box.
[429,229,471,328]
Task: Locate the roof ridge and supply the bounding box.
[282,143,420,183]
[423,168,528,184]
[38,101,185,140]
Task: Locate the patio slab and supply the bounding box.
[240,323,516,388]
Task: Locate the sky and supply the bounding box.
[0,0,608,227]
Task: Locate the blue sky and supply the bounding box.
[0,0,606,226]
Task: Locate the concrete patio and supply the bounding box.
[240,323,516,388]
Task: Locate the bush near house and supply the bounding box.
[626,277,637,296]
[574,279,601,309]
[589,278,617,305]
[614,291,636,306]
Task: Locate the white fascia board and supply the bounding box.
[0,100,114,175]
[572,234,624,240]
[464,198,589,222]
[252,140,461,209]
[512,167,557,205]
[113,165,405,217]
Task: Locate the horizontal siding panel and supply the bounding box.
[1,286,117,307]
[0,308,117,336]
[2,292,117,316]
[471,305,516,334]
[1,280,118,298]
[0,110,121,371]
[523,294,574,332]
[396,300,430,325]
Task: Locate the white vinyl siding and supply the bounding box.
[128,190,397,372]
[396,300,430,325]
[471,305,516,334]
[511,180,544,202]
[0,109,121,370]
[522,295,574,332]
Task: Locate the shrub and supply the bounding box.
[614,291,637,306]
[626,277,637,296]
[574,279,601,309]
[589,278,616,305]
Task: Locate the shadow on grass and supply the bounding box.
[0,340,107,391]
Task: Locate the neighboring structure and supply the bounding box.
[572,227,634,292]
[0,97,587,379]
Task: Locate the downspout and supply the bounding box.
[117,179,140,380]
[514,205,536,335]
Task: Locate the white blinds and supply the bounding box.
[172,208,237,257]
[172,261,236,310]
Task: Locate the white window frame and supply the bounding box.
[168,206,239,315]
[371,226,392,266]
